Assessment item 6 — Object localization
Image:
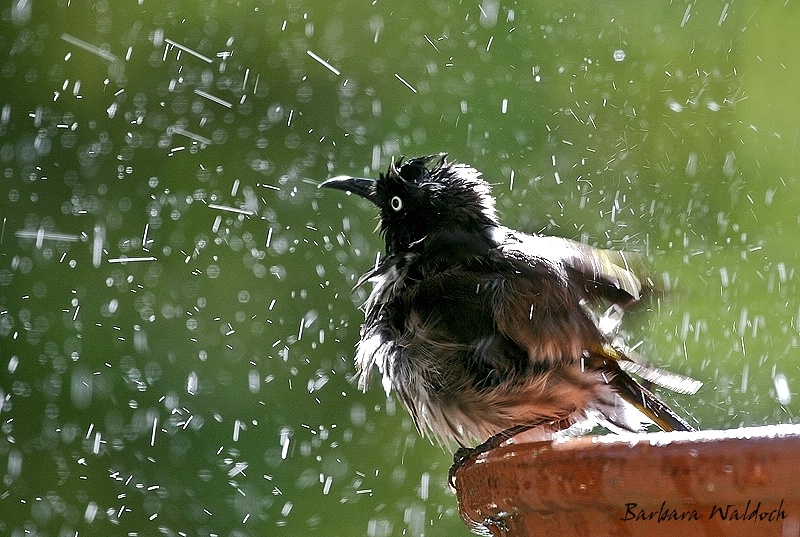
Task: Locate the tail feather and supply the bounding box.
[586,343,697,432]
[607,367,695,432]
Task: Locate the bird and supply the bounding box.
[319,153,701,454]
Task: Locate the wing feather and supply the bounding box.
[500,233,646,306]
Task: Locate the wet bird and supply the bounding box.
[320,154,700,452]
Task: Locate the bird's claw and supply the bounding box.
[448,426,529,487]
[449,445,480,488]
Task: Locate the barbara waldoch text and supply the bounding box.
[622,500,787,523]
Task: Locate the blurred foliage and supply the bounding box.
[1,0,799,535]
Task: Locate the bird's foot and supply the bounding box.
[448,419,576,487]
[448,424,534,487]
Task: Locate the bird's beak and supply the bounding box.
[318,176,377,203]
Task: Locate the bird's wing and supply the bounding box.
[488,246,605,364]
[500,233,646,307]
[488,243,698,432]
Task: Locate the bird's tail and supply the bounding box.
[590,343,699,432]
[606,367,696,432]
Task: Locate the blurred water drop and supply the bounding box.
[7,448,22,478]
[685,152,698,177]
[367,518,393,537]
[419,472,430,501]
[350,402,366,426]
[774,373,791,405]
[11,0,32,26]
[71,366,92,409]
[187,371,198,395]
[280,427,292,459]
[613,49,626,62]
[92,431,101,454]
[249,370,260,393]
[307,372,329,393]
[667,99,683,112]
[740,363,749,393]
[133,325,149,353]
[403,505,426,536]
[737,307,748,337]
[722,151,736,177]
[233,420,245,442]
[479,0,499,28]
[84,501,99,523]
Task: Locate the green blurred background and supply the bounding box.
[1,1,799,535]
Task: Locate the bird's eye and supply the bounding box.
[390,196,403,212]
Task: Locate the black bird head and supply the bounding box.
[320,154,499,254]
